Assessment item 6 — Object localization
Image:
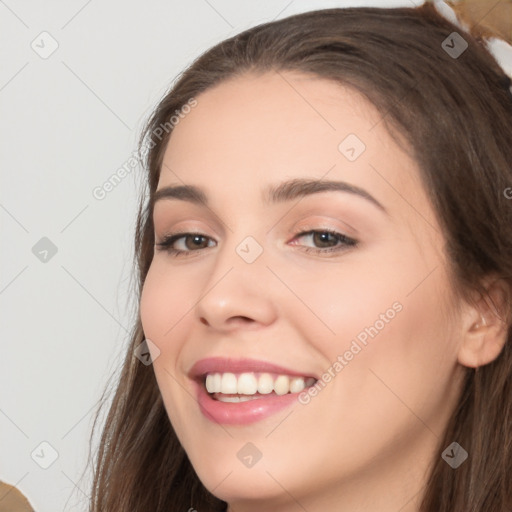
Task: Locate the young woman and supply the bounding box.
[88,1,512,510]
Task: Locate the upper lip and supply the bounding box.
[188,357,318,381]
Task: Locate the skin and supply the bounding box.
[139,71,506,512]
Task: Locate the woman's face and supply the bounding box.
[140,72,467,510]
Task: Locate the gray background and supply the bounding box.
[0,1,422,510]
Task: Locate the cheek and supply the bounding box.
[284,246,458,403]
[139,262,199,346]
[275,251,407,355]
[139,267,169,344]
[272,255,459,473]
[139,264,190,380]
[139,265,197,434]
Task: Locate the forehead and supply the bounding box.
[157,71,428,221]
[162,71,382,168]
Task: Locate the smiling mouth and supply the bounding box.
[203,371,318,402]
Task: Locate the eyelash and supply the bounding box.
[154,229,358,258]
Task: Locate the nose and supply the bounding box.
[194,239,278,332]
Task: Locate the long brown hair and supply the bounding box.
[86,2,512,510]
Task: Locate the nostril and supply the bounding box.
[199,315,253,327]
[227,316,255,327]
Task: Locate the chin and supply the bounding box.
[187,447,291,501]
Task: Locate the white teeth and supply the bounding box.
[213,373,221,392]
[205,374,215,393]
[257,373,274,394]
[220,372,238,394]
[237,373,258,394]
[274,375,290,395]
[289,376,306,393]
[216,395,262,403]
[204,371,316,396]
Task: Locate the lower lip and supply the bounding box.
[194,380,302,425]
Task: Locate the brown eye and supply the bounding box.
[311,231,339,248]
[155,232,216,256]
[183,234,210,250]
[291,229,358,255]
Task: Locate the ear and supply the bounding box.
[457,276,510,369]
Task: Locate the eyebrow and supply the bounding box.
[152,178,387,213]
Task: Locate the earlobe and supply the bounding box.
[457,277,510,369]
